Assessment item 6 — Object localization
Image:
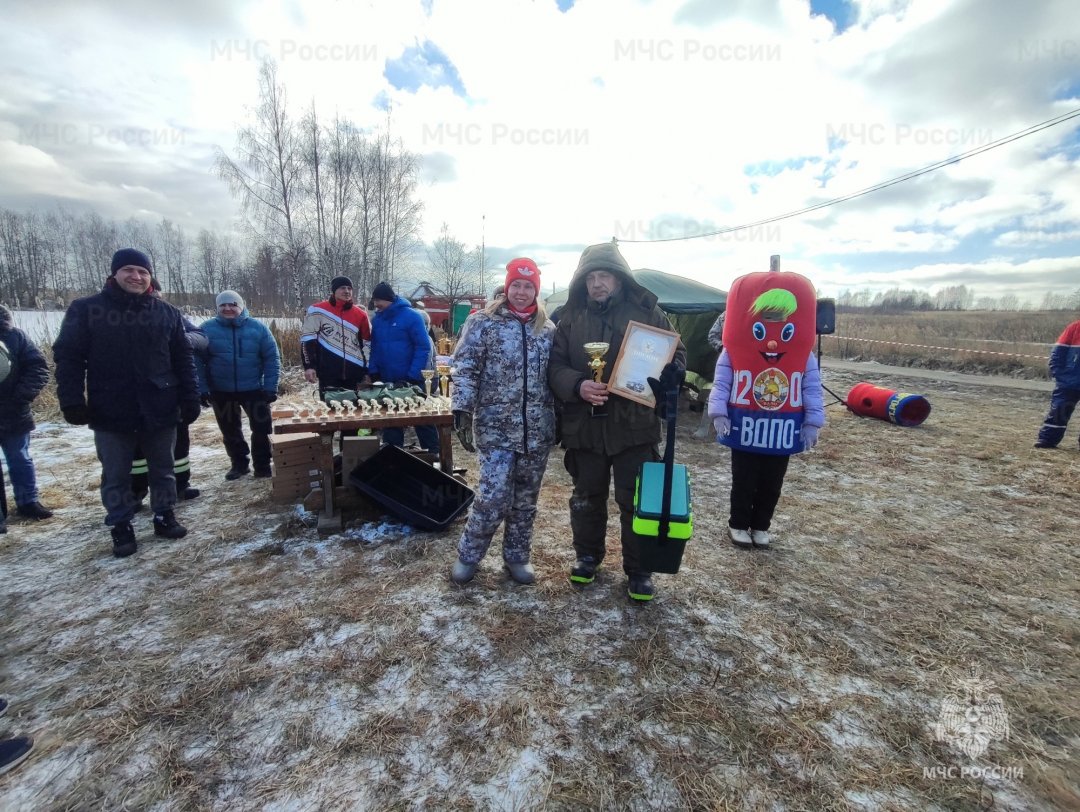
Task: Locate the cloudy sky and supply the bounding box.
[1,0,1078,303]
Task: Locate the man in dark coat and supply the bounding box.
[547,241,686,602]
[0,304,53,530]
[53,249,201,558]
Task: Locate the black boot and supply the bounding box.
[16,501,53,520]
[178,487,200,500]
[225,464,250,481]
[111,522,137,558]
[153,510,187,539]
[627,573,655,602]
[253,465,272,479]
[569,556,600,584]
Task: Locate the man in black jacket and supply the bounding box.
[547,241,686,602]
[0,304,53,530]
[53,249,201,558]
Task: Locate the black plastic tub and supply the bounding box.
[348,445,474,531]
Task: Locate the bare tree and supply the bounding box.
[426,223,481,303]
[216,59,308,306]
[157,219,189,297]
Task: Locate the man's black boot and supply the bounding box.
[17,501,53,520]
[153,510,187,539]
[569,556,600,584]
[627,574,655,602]
[225,464,250,481]
[111,522,137,558]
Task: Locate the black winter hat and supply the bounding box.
[372,282,395,302]
[111,248,152,275]
[330,276,353,293]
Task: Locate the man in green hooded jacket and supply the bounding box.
[548,241,686,601]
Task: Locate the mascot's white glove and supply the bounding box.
[802,425,820,451]
[712,416,731,437]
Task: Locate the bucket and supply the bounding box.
[845,382,931,427]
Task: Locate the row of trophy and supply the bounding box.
[422,364,453,398]
[283,395,454,423]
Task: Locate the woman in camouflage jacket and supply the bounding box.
[449,258,556,585]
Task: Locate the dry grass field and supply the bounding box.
[822,310,1067,379]
[1,358,1077,811]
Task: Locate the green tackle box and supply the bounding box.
[633,461,692,573]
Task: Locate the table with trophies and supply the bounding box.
[272,365,456,524]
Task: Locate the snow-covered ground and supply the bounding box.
[0,366,1077,810]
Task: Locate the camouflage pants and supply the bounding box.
[457,447,551,565]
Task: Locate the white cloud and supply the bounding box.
[0,0,1077,303]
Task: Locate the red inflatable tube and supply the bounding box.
[846,382,931,427]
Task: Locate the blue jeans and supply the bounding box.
[381,424,440,453]
[94,427,177,526]
[0,432,39,506]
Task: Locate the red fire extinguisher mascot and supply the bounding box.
[707,264,825,549]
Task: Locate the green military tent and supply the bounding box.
[545,268,726,382]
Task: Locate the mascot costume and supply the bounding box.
[719,268,818,455]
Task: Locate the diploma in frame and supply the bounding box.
[607,321,680,407]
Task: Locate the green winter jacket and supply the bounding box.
[548,242,686,456]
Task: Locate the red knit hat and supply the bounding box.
[505,257,540,293]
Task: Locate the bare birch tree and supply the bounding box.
[216,59,307,305]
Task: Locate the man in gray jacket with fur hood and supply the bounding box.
[548,241,685,601]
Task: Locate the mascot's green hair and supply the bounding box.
[749,288,798,319]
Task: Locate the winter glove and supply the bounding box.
[453,410,476,453]
[263,391,278,403]
[200,393,213,408]
[802,425,820,451]
[180,401,202,425]
[713,415,731,437]
[647,362,686,419]
[62,404,90,425]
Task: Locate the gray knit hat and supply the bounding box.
[216,290,245,312]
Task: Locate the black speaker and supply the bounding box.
[816,298,835,335]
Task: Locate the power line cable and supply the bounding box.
[617,107,1080,243]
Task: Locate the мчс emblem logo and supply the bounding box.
[934,663,1010,760]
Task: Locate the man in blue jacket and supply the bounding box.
[197,290,281,480]
[54,249,201,558]
[1035,316,1080,449]
[364,282,438,452]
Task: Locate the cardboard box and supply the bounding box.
[272,433,323,466]
[274,451,322,469]
[271,432,319,447]
[270,476,321,504]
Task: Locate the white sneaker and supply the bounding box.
[751,530,771,548]
[729,527,753,547]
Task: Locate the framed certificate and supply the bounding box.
[608,321,680,407]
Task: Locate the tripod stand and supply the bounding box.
[816,333,846,408]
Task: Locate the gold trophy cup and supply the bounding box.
[421,368,435,398]
[583,342,610,416]
[436,363,451,397]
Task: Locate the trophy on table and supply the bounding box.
[583,341,610,416]
[422,368,436,399]
[436,363,451,397]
